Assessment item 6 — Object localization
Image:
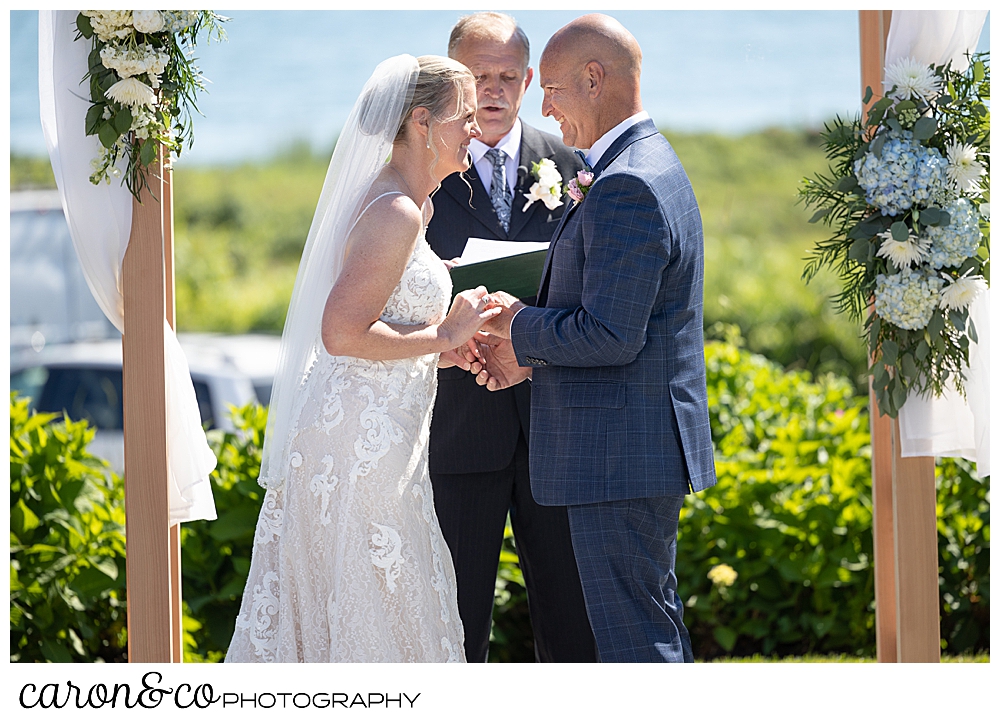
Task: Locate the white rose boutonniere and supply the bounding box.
[522,158,564,211]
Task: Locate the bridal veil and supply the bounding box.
[259,55,420,490]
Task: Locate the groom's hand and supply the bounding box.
[472,332,532,391]
[480,290,525,340]
[438,338,482,370]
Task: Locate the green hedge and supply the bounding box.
[9,329,989,661]
[10,394,127,662]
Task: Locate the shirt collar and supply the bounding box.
[469,118,522,165]
[585,111,651,168]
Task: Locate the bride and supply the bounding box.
[225,55,497,663]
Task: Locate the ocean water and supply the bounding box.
[9,10,990,164]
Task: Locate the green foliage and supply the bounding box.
[679,330,876,658]
[9,394,128,663]
[489,522,533,663]
[10,153,57,189]
[180,403,269,660]
[677,328,989,659]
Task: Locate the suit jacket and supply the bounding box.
[426,122,583,475]
[510,118,718,504]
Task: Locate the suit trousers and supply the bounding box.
[566,494,694,663]
[432,432,597,662]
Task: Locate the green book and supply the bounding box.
[449,248,548,301]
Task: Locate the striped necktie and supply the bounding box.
[485,148,512,232]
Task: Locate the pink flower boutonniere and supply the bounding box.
[567,169,595,204]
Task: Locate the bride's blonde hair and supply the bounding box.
[395,55,474,147]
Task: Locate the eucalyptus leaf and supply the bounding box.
[808,208,831,224]
[891,382,908,411]
[140,141,157,166]
[973,60,985,83]
[98,123,119,150]
[900,353,917,378]
[928,310,945,338]
[871,134,886,159]
[85,105,104,136]
[863,86,874,105]
[76,13,94,39]
[886,118,903,134]
[948,309,967,331]
[968,319,978,344]
[835,176,858,193]
[113,108,133,136]
[921,206,941,225]
[938,211,951,228]
[890,221,910,242]
[911,117,937,140]
[881,339,899,365]
[849,238,869,263]
[915,339,929,361]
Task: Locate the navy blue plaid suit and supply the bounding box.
[510,118,717,662]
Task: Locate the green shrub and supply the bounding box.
[9,394,127,662]
[678,328,989,658]
[180,403,268,661]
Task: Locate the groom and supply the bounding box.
[475,14,718,662]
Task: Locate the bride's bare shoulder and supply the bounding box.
[353,183,422,244]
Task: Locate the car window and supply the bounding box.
[14,365,217,431]
[36,367,124,430]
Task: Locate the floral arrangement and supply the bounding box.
[800,54,989,417]
[522,158,564,211]
[75,10,226,199]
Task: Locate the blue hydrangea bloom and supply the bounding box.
[925,198,982,269]
[854,131,949,216]
[874,267,944,330]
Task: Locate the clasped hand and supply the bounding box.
[439,290,532,391]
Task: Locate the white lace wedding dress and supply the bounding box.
[226,207,465,663]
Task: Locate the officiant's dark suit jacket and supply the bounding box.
[425,122,594,663]
[510,118,718,662]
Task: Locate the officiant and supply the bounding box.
[425,12,595,663]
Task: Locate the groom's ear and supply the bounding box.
[584,61,604,99]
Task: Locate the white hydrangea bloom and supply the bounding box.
[100,44,170,86]
[83,11,134,43]
[875,267,945,330]
[132,10,165,34]
[708,564,738,588]
[162,10,201,33]
[854,131,948,216]
[925,198,982,269]
[884,57,943,101]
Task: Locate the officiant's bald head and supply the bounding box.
[539,14,643,149]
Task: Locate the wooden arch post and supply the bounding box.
[122,144,184,663]
[859,10,941,663]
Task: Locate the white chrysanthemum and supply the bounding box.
[940,273,987,312]
[945,142,986,194]
[876,229,929,269]
[884,57,942,101]
[708,564,738,588]
[105,77,156,108]
[132,10,165,34]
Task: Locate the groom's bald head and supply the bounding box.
[539,14,643,149]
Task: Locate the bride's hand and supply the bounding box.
[439,287,502,349]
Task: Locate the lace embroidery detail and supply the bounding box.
[370,523,404,593]
[225,233,464,662]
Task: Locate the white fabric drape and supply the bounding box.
[885,10,990,478]
[39,10,217,524]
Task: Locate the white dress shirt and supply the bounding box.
[584,110,651,168]
[469,119,522,197]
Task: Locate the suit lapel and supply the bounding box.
[439,162,506,238]
[535,119,661,306]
